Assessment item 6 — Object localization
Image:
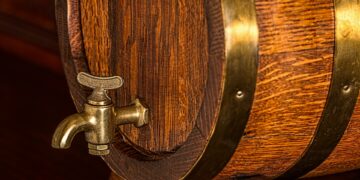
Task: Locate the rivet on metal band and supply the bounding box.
[182,0,259,179]
[277,0,360,179]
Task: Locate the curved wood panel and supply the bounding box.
[80,0,210,153]
[56,0,360,178]
[80,0,110,75]
[278,0,360,177]
[57,0,226,178]
[306,1,360,177]
[218,0,334,178]
[183,0,258,178]
[102,0,225,178]
[56,0,89,111]
[306,96,360,177]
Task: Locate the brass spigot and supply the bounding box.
[51,72,148,155]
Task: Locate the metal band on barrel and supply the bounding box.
[277,0,360,178]
[183,0,259,179]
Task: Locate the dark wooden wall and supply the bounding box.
[0,0,61,73]
[0,0,110,179]
[0,50,110,179]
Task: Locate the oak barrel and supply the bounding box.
[55,0,360,179]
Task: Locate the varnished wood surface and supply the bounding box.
[306,95,360,177]
[60,0,225,178]
[81,0,111,76]
[110,169,360,180]
[57,0,360,178]
[80,0,210,153]
[218,0,334,178]
[101,0,224,178]
[56,0,89,114]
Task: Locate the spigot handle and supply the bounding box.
[77,72,124,105]
[77,72,123,90]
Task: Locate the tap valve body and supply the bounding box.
[51,72,148,155]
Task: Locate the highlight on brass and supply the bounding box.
[277,0,360,178]
[183,0,259,179]
[6,0,360,179]
[51,72,149,155]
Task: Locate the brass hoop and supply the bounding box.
[278,0,360,178]
[183,0,259,178]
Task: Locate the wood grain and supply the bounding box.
[80,0,210,153]
[58,0,360,178]
[59,0,225,178]
[218,0,334,178]
[56,0,89,112]
[305,94,360,177]
[68,0,87,71]
[81,0,111,76]
[101,0,225,179]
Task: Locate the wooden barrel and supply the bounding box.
[55,0,360,179]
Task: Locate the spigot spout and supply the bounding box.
[52,113,90,149]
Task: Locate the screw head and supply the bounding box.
[236,90,244,99]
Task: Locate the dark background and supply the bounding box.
[0,0,359,179]
[0,0,109,179]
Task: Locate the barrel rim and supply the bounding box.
[183,0,259,178]
[56,0,258,178]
